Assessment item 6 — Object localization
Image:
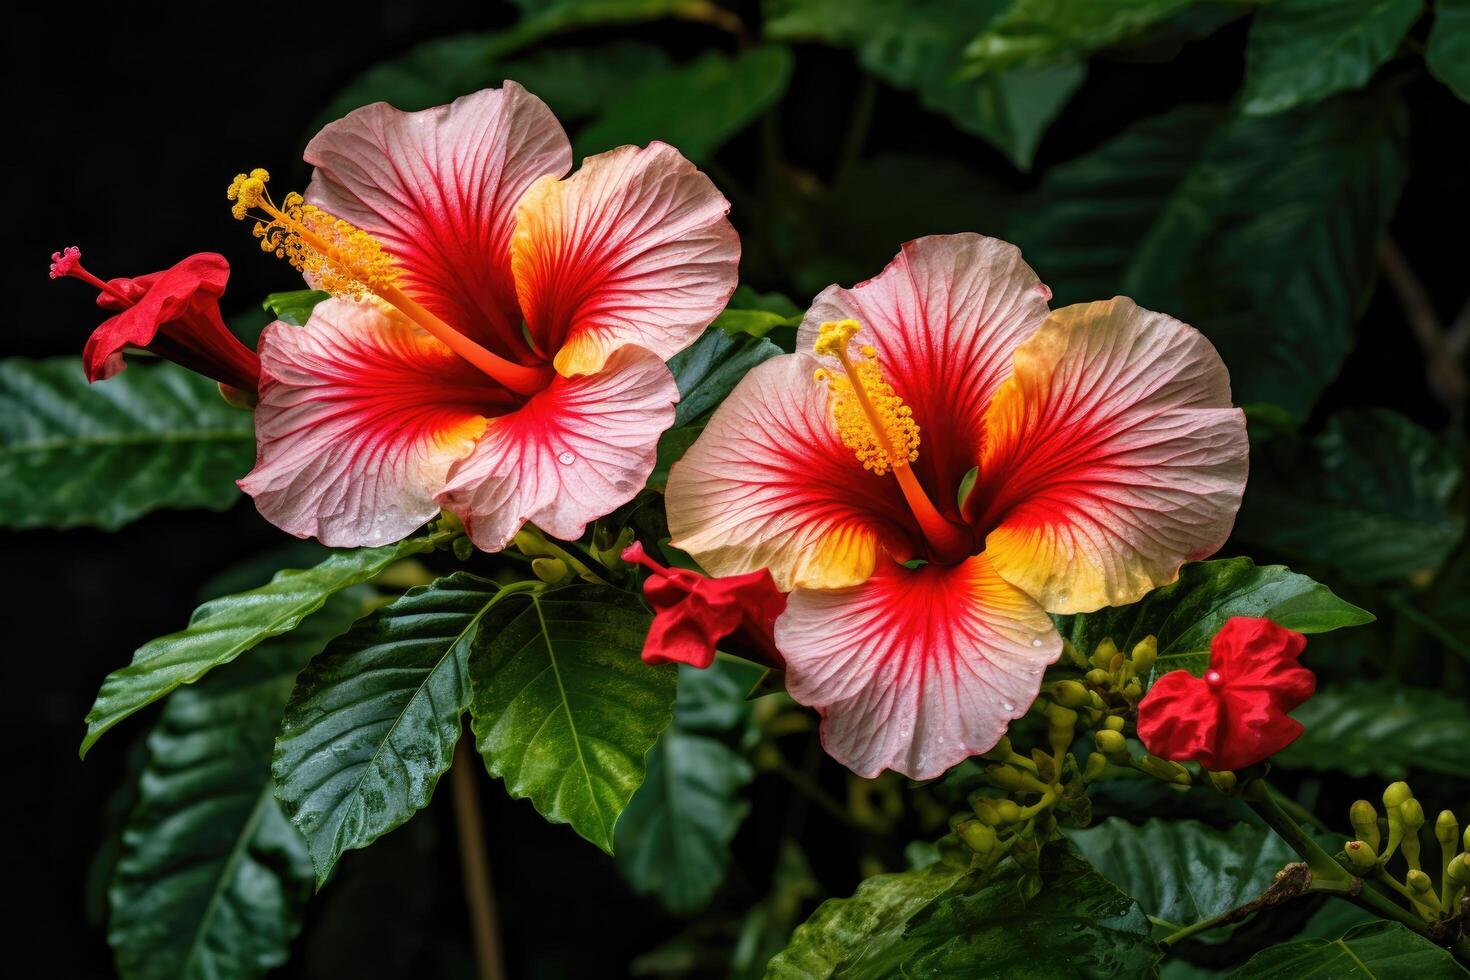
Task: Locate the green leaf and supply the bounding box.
[273,573,525,885]
[1011,93,1407,420]
[771,842,1160,978]
[0,358,253,531]
[651,327,783,487]
[262,290,329,326]
[1242,0,1423,115]
[764,0,1083,169]
[108,593,359,980]
[82,534,447,757]
[1234,410,1465,583]
[614,729,753,913]
[960,0,1205,73]
[1428,0,1470,100]
[614,662,759,913]
[1272,681,1470,779]
[765,861,969,979]
[468,584,677,853]
[574,47,794,163]
[714,286,802,339]
[1228,921,1470,978]
[1054,557,1375,679]
[1069,819,1296,931]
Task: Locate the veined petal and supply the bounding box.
[798,234,1052,517]
[436,346,678,552]
[304,82,571,357]
[975,298,1249,614]
[666,354,917,593]
[240,299,506,547]
[776,553,1060,780]
[512,142,740,376]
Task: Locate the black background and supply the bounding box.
[5,1,1462,976]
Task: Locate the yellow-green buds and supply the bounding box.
[1208,770,1237,793]
[1436,810,1459,854]
[1085,668,1111,687]
[1401,799,1426,871]
[1344,840,1378,870]
[1091,638,1119,669]
[1095,729,1129,762]
[956,819,997,858]
[986,764,1026,792]
[1384,781,1414,808]
[1138,754,1191,785]
[1083,752,1108,783]
[531,556,570,584]
[1045,703,1079,760]
[1448,853,1470,888]
[1130,636,1157,677]
[1103,715,1126,733]
[1350,800,1382,852]
[1122,679,1143,701]
[1050,680,1091,709]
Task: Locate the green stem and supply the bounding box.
[1159,906,1242,947]
[1243,782,1351,882]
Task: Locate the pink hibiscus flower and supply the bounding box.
[231,83,739,549]
[665,233,1248,779]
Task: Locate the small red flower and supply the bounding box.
[1137,617,1315,772]
[50,246,260,399]
[622,541,787,670]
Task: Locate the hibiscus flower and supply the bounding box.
[230,83,739,549]
[665,233,1248,779]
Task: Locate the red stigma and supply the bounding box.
[49,246,82,280]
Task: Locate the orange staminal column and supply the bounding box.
[815,319,972,563]
[227,169,552,397]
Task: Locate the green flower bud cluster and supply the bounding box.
[1068,635,1154,709]
[1342,783,1468,923]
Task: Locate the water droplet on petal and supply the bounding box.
[1001,701,1015,713]
[557,450,575,465]
[1031,638,1043,648]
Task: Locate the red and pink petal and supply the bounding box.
[798,234,1052,516]
[240,299,506,547]
[511,142,740,376]
[304,82,572,358]
[666,354,918,593]
[775,553,1061,780]
[436,346,678,552]
[974,297,1248,614]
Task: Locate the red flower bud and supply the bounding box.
[1136,617,1314,772]
[51,247,260,398]
[622,541,786,670]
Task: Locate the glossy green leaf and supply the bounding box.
[1242,0,1423,115]
[0,358,253,531]
[651,327,783,487]
[960,0,1204,73]
[765,861,969,979]
[82,534,448,756]
[1428,0,1470,100]
[614,729,753,913]
[764,0,1083,169]
[1273,681,1470,779]
[714,286,802,339]
[771,842,1160,978]
[273,574,526,885]
[614,662,759,913]
[574,47,794,163]
[1053,557,1375,679]
[262,290,329,326]
[1011,93,1407,420]
[468,585,677,853]
[108,594,359,980]
[1069,819,1296,931]
[1228,921,1470,978]
[1235,410,1465,583]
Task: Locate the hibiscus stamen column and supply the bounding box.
[48,246,134,304]
[227,169,552,396]
[813,319,972,563]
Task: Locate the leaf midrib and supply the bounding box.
[531,593,608,845]
[177,782,274,979]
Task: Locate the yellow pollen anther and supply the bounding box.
[227,168,397,298]
[814,319,919,476]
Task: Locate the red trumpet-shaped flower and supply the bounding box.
[622,541,786,670]
[1137,617,1315,772]
[50,247,260,400]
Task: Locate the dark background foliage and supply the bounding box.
[6,1,1466,976]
